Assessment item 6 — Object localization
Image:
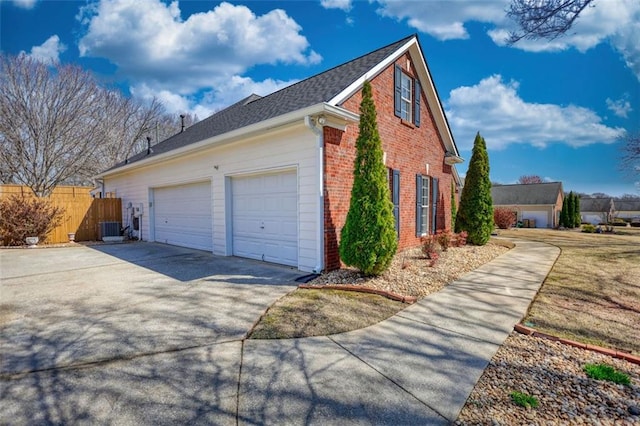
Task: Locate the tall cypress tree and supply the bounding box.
[455,132,493,245]
[451,181,457,230]
[573,193,582,226]
[566,191,575,227]
[560,194,569,227]
[339,81,397,276]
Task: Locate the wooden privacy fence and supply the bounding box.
[0,185,122,244]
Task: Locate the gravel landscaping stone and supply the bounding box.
[309,242,509,297]
[456,332,640,425]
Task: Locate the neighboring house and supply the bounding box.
[580,198,615,225]
[614,199,640,222]
[491,182,564,228]
[96,35,463,272]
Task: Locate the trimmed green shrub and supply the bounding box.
[339,81,397,276]
[582,224,596,233]
[0,194,64,245]
[455,132,493,245]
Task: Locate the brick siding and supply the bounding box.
[324,53,455,270]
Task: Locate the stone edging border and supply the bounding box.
[297,284,417,304]
[514,323,640,365]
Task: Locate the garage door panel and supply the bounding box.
[232,171,298,267]
[154,181,212,251]
[522,211,548,228]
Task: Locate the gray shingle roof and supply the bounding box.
[108,35,415,171]
[614,199,640,212]
[491,182,563,205]
[580,197,613,212]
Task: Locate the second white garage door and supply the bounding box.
[522,210,549,228]
[153,181,213,251]
[232,171,298,267]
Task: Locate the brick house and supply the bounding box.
[97,34,463,272]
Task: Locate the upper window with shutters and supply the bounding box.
[394,64,421,127]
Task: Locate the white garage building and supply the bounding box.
[491,182,564,228]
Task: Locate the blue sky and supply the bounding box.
[1,0,639,196]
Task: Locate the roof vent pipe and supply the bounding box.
[146,136,152,155]
[180,114,185,133]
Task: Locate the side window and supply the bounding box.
[394,64,421,126]
[391,169,400,239]
[416,174,429,236]
[400,73,412,122]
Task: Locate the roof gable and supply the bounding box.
[492,182,563,205]
[579,197,614,212]
[614,199,640,211]
[100,34,459,176]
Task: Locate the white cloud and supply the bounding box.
[131,76,297,117]
[320,0,352,12]
[21,35,66,63]
[606,97,633,118]
[374,0,508,40]
[446,75,625,150]
[77,0,320,115]
[373,0,640,80]
[9,0,37,9]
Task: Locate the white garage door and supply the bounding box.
[153,181,213,251]
[232,171,298,267]
[522,211,548,228]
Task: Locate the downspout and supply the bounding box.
[95,178,105,198]
[304,115,324,273]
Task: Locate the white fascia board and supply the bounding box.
[328,36,461,159]
[407,42,460,158]
[328,38,416,106]
[96,103,358,179]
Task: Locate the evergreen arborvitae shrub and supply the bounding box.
[566,191,575,227]
[339,81,398,276]
[560,194,569,227]
[454,132,493,245]
[451,182,457,230]
[573,193,581,226]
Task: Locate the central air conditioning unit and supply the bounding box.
[99,221,121,239]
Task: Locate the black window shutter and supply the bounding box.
[414,79,421,127]
[394,65,402,118]
[393,169,400,239]
[416,174,422,236]
[431,177,439,234]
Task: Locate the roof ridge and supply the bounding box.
[244,34,415,107]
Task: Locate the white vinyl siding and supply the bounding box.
[103,123,319,272]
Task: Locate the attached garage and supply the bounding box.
[231,170,298,267]
[153,181,213,251]
[521,210,548,228]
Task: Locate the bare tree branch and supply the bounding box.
[0,54,181,196]
[507,0,595,44]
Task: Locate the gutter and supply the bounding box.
[95,103,359,180]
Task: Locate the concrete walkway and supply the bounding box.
[1,239,559,425]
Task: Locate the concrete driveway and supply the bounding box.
[1,239,559,425]
[1,242,301,424]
